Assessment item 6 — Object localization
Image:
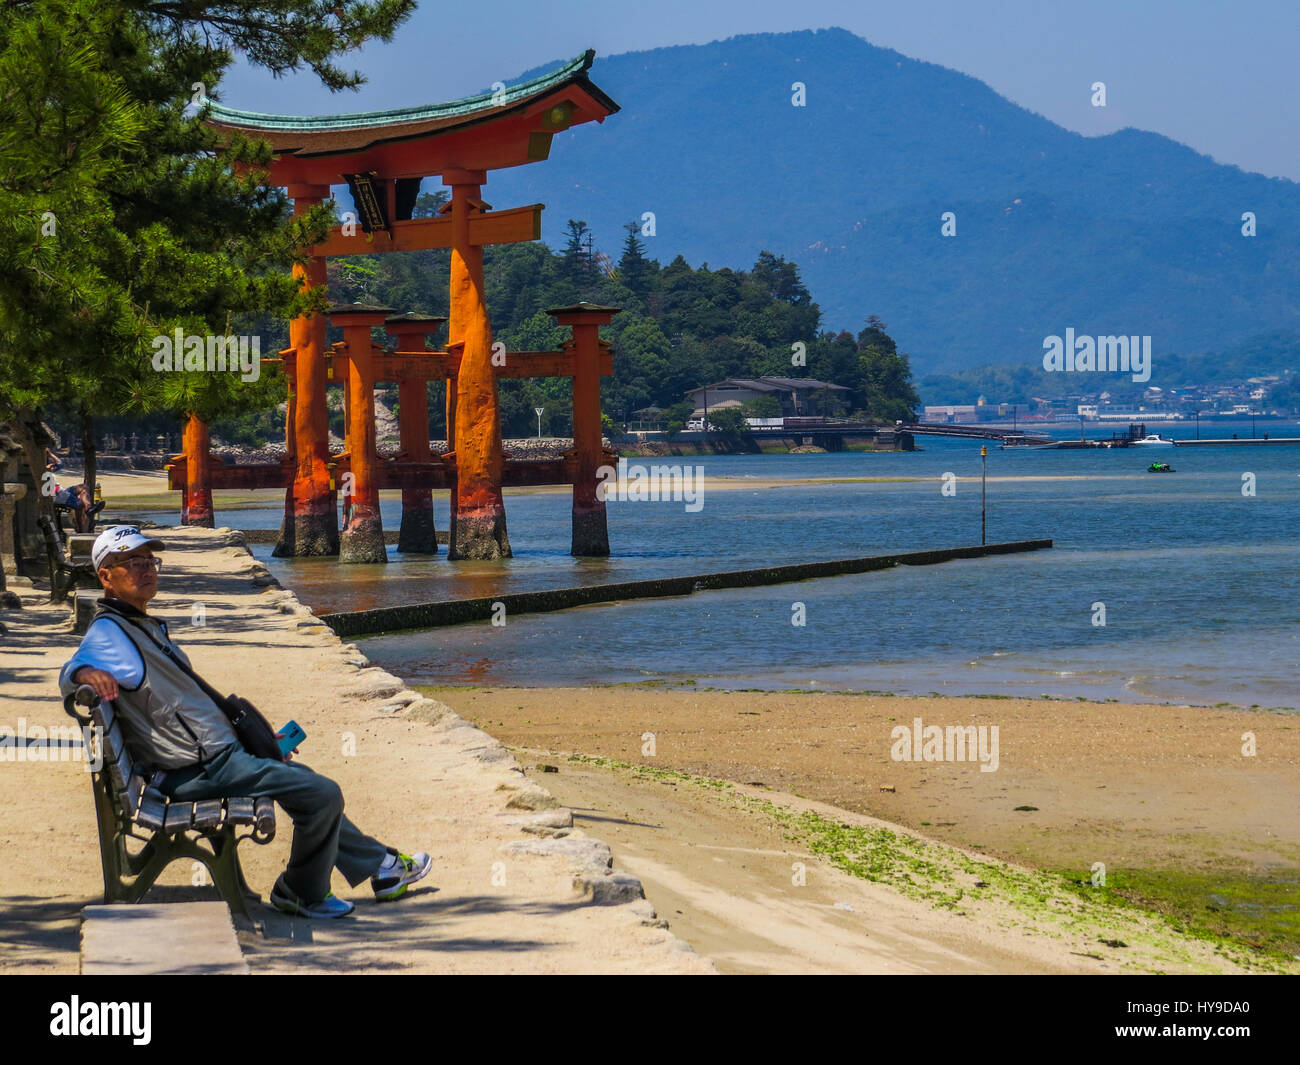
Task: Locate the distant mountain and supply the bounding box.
[484,28,1300,376]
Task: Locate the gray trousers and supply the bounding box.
[161,743,388,902]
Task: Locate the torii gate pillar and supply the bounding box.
[386,312,446,554]
[275,183,338,557]
[180,414,214,527]
[334,305,393,563]
[550,303,620,556]
[444,170,511,559]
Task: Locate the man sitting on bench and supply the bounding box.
[58,525,431,918]
[53,482,104,534]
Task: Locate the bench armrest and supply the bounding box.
[62,683,97,726]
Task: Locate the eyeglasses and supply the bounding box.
[111,556,161,574]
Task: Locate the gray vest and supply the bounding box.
[93,602,238,770]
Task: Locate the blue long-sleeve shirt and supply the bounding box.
[60,599,238,768]
[60,617,147,689]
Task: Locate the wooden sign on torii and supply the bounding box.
[177,52,620,561]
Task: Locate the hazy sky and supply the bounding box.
[218,0,1300,183]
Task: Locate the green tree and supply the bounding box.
[411,189,449,218]
[618,221,653,298]
[330,259,384,304]
[814,331,864,407]
[485,241,553,330]
[0,0,149,496]
[501,309,566,355]
[131,0,415,90]
[662,398,693,439]
[705,407,748,450]
[606,313,671,417]
[559,219,599,290]
[0,0,412,505]
[805,387,847,418]
[742,395,782,418]
[751,251,812,307]
[857,317,920,422]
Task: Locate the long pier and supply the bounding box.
[318,538,1053,637]
[899,423,1051,444]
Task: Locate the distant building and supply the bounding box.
[924,404,1020,424]
[925,405,978,424]
[629,405,666,430]
[686,377,849,418]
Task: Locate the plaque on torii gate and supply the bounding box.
[198,51,619,561]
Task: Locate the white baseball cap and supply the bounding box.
[91,525,165,570]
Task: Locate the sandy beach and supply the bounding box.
[435,686,1300,972]
[446,687,1300,875]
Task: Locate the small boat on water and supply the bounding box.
[1132,433,1175,447]
[1147,461,1175,473]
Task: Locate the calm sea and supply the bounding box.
[243,420,1300,709]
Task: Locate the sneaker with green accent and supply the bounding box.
[372,850,432,901]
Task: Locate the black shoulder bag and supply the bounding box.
[109,608,284,762]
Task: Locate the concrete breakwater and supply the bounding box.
[318,539,1053,637]
[1173,437,1300,446]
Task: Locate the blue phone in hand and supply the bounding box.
[278,720,306,757]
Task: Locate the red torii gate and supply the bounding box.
[171,52,620,561]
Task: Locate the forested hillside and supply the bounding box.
[312,191,919,440]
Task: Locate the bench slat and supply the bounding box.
[103,722,130,792]
[192,800,223,830]
[99,716,122,752]
[136,789,167,833]
[253,797,275,837]
[224,797,254,825]
[112,748,133,796]
[164,802,194,834]
[123,774,145,820]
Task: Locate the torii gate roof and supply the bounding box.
[204,50,619,186]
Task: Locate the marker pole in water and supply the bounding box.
[981,445,987,545]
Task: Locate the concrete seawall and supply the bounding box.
[319,539,1053,637]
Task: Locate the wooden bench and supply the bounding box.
[37,515,97,604]
[64,685,276,919]
[52,492,105,543]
